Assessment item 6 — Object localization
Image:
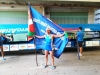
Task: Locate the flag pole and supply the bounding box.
[33,36,38,66]
[76,37,80,60]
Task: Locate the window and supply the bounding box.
[13,33,27,41]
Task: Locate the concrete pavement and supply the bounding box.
[0,49,100,75]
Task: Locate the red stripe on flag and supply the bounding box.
[28,8,35,33]
[29,24,35,32]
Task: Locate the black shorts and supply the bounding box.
[78,41,83,47]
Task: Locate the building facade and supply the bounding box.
[0,0,100,41]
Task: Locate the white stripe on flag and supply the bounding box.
[28,19,33,25]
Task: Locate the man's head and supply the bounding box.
[79,27,82,31]
[46,27,51,34]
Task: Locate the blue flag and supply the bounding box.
[29,5,68,58]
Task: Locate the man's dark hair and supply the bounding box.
[79,27,82,30]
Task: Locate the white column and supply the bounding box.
[88,8,97,24]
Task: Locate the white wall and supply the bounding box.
[88,8,97,24]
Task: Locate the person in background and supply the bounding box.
[35,27,65,70]
[0,33,12,60]
[76,27,84,56]
[2,34,8,44]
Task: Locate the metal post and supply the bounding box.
[76,37,80,60]
[34,37,38,66]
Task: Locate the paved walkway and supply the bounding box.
[0,49,100,75]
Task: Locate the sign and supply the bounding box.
[19,44,27,50]
[86,41,92,46]
[27,44,36,49]
[66,42,71,47]
[3,45,9,51]
[0,24,28,34]
[10,44,19,51]
[92,41,99,46]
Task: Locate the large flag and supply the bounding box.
[28,5,68,58]
[27,8,35,40]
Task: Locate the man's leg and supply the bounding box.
[0,46,6,60]
[80,47,83,55]
[79,42,83,56]
[49,51,54,66]
[45,50,49,66]
[50,50,56,69]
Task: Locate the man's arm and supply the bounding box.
[1,34,12,41]
[35,35,45,38]
[76,32,79,37]
[53,33,65,38]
